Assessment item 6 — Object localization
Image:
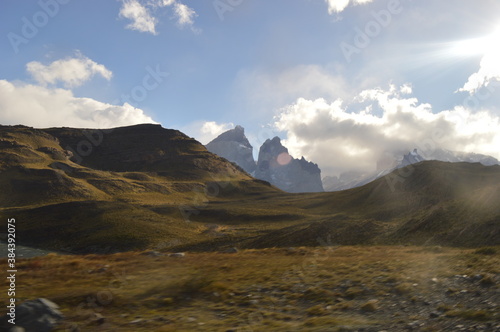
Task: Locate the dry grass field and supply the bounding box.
[2,246,498,331]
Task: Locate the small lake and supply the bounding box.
[0,241,62,258]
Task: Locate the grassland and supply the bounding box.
[1,124,499,331]
[1,246,498,331]
[1,124,499,253]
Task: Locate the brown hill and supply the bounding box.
[243,161,500,248]
[0,124,277,252]
[1,124,499,252]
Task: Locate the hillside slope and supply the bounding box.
[243,161,500,248]
[0,124,278,252]
[1,124,499,252]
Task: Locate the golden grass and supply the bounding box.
[1,246,498,331]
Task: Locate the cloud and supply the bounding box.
[0,79,156,129]
[119,0,158,34]
[26,53,113,88]
[325,0,374,14]
[173,2,197,27]
[181,121,234,145]
[274,85,500,176]
[459,29,500,94]
[234,65,351,119]
[119,0,198,34]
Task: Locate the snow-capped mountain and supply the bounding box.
[421,148,499,166]
[323,148,499,192]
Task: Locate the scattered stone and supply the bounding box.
[168,252,185,258]
[0,298,64,332]
[90,313,105,325]
[223,247,239,253]
[95,265,109,273]
[154,317,170,322]
[142,250,163,257]
[9,327,26,332]
[429,312,440,318]
[406,321,422,330]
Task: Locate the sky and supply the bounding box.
[0,0,500,177]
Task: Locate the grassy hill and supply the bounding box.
[240,161,500,248]
[0,124,277,252]
[1,124,499,253]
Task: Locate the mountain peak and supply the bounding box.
[260,136,288,156]
[208,125,252,149]
[206,126,256,174]
[256,136,323,193]
[400,148,425,167]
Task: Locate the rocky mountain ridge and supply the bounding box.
[254,136,323,193]
[206,126,323,193]
[205,125,256,174]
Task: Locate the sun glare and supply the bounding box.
[451,25,500,57]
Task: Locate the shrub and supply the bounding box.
[360,299,379,312]
[474,247,497,255]
[344,286,365,299]
[306,305,328,316]
[446,310,492,321]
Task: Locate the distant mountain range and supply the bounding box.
[323,148,500,192]
[1,123,499,253]
[205,125,499,194]
[206,126,323,193]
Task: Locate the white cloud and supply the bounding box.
[119,0,198,34]
[181,121,234,145]
[119,0,157,34]
[325,0,374,14]
[157,0,176,6]
[173,2,197,27]
[26,53,113,88]
[459,28,500,94]
[274,85,500,176]
[399,83,412,95]
[0,80,156,129]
